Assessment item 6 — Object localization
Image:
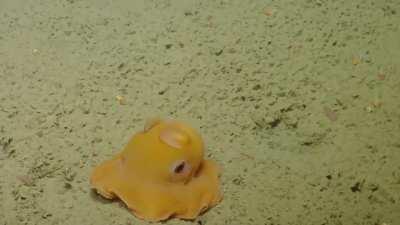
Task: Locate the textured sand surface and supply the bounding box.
[0,0,399,225]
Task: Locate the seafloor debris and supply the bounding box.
[0,137,14,158]
[352,56,361,65]
[323,106,338,122]
[16,175,35,186]
[365,99,382,113]
[116,95,126,105]
[263,7,275,16]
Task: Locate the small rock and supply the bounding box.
[252,84,262,90]
[351,181,363,192]
[63,167,76,182]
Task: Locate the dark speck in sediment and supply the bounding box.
[350,181,362,193]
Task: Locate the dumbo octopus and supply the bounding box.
[90,118,222,221]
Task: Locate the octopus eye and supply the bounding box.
[170,160,191,176]
[174,161,186,173]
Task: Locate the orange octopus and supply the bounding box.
[90,118,222,221]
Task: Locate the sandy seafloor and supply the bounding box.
[0,0,400,225]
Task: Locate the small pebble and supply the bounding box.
[116,95,126,105]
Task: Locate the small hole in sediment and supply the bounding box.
[174,161,186,173]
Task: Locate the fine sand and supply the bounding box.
[1,0,399,225]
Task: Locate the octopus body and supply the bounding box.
[90,118,222,221]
